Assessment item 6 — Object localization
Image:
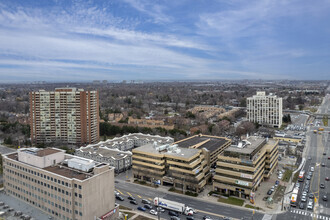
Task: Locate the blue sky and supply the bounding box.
[0,0,330,82]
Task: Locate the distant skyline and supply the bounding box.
[0,0,330,82]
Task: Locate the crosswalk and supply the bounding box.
[290,208,330,219]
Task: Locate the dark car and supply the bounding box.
[186,216,194,220]
[130,200,138,205]
[323,195,328,201]
[144,204,152,209]
[171,217,180,220]
[128,196,135,200]
[267,190,273,195]
[142,199,151,204]
[322,163,325,167]
[169,211,179,217]
[203,216,212,220]
[309,193,314,199]
[323,152,326,155]
[299,203,305,209]
[307,175,311,180]
[115,195,124,201]
[137,206,146,211]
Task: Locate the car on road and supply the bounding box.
[308,156,312,160]
[310,167,314,172]
[203,216,213,220]
[142,199,151,204]
[130,200,138,205]
[169,211,179,217]
[302,191,307,197]
[157,207,165,213]
[328,157,330,160]
[320,183,325,189]
[326,177,329,181]
[309,193,314,199]
[267,190,273,195]
[149,209,158,215]
[144,204,152,209]
[307,200,313,210]
[323,195,328,201]
[301,195,307,202]
[322,163,325,167]
[323,152,326,155]
[295,183,300,188]
[170,217,181,220]
[128,196,135,200]
[306,175,311,180]
[115,195,124,201]
[299,203,305,209]
[137,206,146,211]
[186,216,194,220]
[270,186,275,192]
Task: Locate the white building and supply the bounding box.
[247,91,283,128]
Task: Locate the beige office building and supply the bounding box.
[213,137,278,200]
[247,91,283,128]
[132,143,208,192]
[30,88,99,146]
[2,148,118,220]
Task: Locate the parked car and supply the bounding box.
[310,167,314,172]
[137,206,146,211]
[128,196,135,200]
[299,203,305,209]
[302,191,307,197]
[309,193,314,199]
[267,190,273,195]
[171,217,181,220]
[301,195,307,202]
[323,195,328,201]
[320,183,325,189]
[270,186,275,192]
[144,204,152,209]
[186,216,195,220]
[150,209,158,215]
[169,211,179,217]
[115,195,124,201]
[130,200,138,205]
[307,200,313,210]
[326,177,329,181]
[142,199,151,204]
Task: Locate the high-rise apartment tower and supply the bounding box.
[247,91,282,128]
[30,88,99,145]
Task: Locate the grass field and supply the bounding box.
[282,169,293,182]
[218,196,244,206]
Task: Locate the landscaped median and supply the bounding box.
[245,204,262,210]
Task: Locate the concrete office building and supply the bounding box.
[132,143,208,192]
[30,88,99,146]
[247,91,283,128]
[213,137,278,200]
[2,148,118,220]
[175,134,231,167]
[75,146,132,173]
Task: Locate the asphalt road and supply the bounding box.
[114,179,264,220]
[276,94,330,220]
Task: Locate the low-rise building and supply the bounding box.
[213,137,278,200]
[2,148,118,220]
[128,117,174,130]
[75,146,132,173]
[132,143,208,192]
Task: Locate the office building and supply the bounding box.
[2,148,118,220]
[30,88,99,146]
[213,137,278,201]
[175,134,231,167]
[75,146,132,173]
[132,143,208,192]
[247,91,283,127]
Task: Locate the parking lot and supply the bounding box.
[0,190,51,220]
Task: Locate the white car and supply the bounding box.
[149,209,158,215]
[311,167,314,172]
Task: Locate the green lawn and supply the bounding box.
[323,116,328,126]
[292,171,299,183]
[218,196,244,206]
[245,204,262,210]
[282,169,293,182]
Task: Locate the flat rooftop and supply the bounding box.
[225,136,266,155]
[134,143,199,159]
[20,148,61,157]
[175,135,230,153]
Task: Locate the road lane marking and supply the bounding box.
[196,209,228,219]
[137,195,142,198]
[127,192,132,196]
[117,189,124,195]
[148,198,152,201]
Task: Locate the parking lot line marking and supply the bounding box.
[137,195,142,198]
[127,192,132,196]
[117,189,124,195]
[148,198,152,201]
